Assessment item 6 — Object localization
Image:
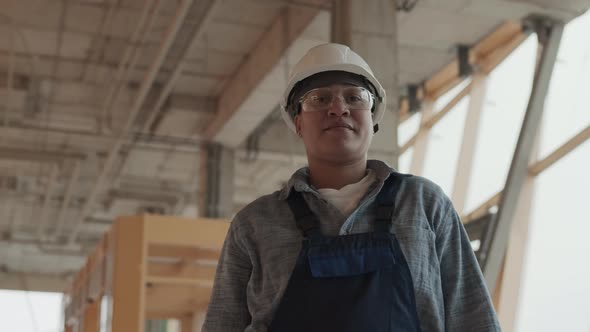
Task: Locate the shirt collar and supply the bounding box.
[278,159,395,200]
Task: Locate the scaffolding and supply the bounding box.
[63,215,229,332]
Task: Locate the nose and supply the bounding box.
[327,97,350,117]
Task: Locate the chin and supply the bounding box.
[315,148,366,163]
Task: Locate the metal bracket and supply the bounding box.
[406,84,422,113]
[457,44,473,77]
[523,15,563,45]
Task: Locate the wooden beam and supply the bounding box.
[423,21,524,101]
[472,21,524,59]
[479,32,528,74]
[146,276,213,288]
[147,263,216,282]
[181,314,194,332]
[111,216,147,332]
[451,74,488,214]
[83,300,100,332]
[409,101,434,175]
[203,3,324,140]
[148,244,221,261]
[424,82,473,129]
[462,191,502,224]
[462,126,589,224]
[400,82,472,155]
[145,283,212,319]
[529,125,590,176]
[143,215,229,249]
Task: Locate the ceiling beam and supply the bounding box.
[399,21,527,121]
[0,270,70,293]
[52,162,81,240]
[0,147,86,162]
[34,166,59,239]
[203,2,326,146]
[425,21,526,100]
[66,0,197,245]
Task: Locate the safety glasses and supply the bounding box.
[299,86,374,113]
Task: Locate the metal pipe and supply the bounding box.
[79,0,121,81]
[34,165,59,239]
[105,0,165,131]
[52,162,81,240]
[0,121,203,152]
[141,0,221,134]
[67,0,196,244]
[44,0,68,117]
[98,0,156,133]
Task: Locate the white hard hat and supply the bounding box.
[280,43,386,133]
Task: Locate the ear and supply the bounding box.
[294,114,302,136]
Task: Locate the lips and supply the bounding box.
[323,123,354,131]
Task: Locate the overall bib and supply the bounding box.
[269,173,422,332]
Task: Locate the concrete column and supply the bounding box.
[199,143,235,218]
[333,0,401,167]
[331,0,352,46]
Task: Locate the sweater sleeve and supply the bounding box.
[202,220,252,331]
[436,202,502,331]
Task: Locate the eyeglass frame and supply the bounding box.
[297,86,376,114]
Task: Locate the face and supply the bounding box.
[294,84,374,164]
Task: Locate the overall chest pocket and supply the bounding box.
[308,244,396,278]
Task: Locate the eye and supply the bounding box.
[308,92,331,105]
[344,89,367,105]
[346,94,363,103]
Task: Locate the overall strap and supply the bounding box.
[286,189,322,238]
[373,172,411,233]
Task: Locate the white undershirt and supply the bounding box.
[317,169,376,217]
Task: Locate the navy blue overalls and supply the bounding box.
[269,173,421,332]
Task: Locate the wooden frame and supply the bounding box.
[63,215,229,332]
